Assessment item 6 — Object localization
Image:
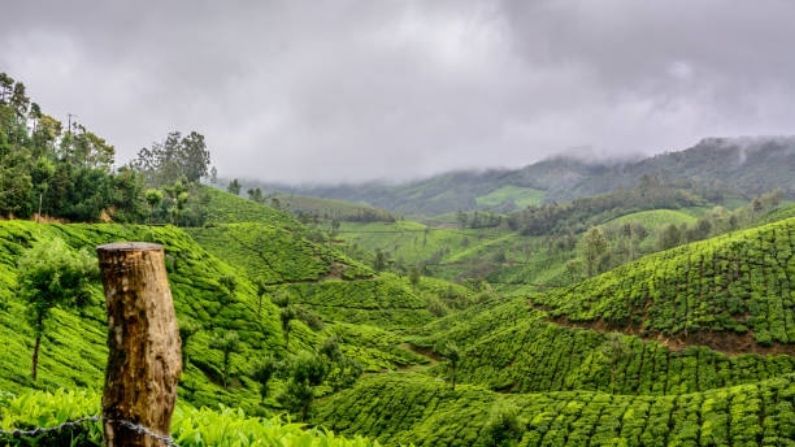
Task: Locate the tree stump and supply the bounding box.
[97,242,182,447]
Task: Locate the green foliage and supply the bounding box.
[481,403,524,447]
[188,221,372,286]
[227,179,242,195]
[435,341,460,390]
[279,352,329,421]
[209,331,242,389]
[179,320,200,366]
[0,389,383,446]
[201,187,295,226]
[0,221,283,411]
[253,356,278,403]
[581,227,608,277]
[0,74,146,222]
[130,131,211,186]
[423,304,795,395]
[272,193,396,224]
[314,372,795,447]
[508,182,703,236]
[17,238,98,380]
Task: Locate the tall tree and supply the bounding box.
[10,82,29,119]
[0,72,13,103]
[582,227,608,277]
[437,341,461,390]
[253,356,278,403]
[130,131,211,186]
[658,224,682,251]
[247,187,265,203]
[280,306,297,347]
[210,331,241,389]
[278,352,328,420]
[227,179,242,195]
[17,238,98,380]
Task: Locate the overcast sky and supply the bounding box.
[2,1,795,183]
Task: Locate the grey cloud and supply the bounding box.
[2,0,794,183]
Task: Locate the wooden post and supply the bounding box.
[97,242,182,447]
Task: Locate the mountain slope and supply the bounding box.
[263,158,605,216]
[261,136,795,216]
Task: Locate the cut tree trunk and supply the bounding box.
[97,242,182,447]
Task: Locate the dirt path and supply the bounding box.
[399,342,442,368]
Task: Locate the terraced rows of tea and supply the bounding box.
[0,191,440,416]
[534,218,795,346]
[307,217,795,446]
[428,310,795,395]
[315,373,795,447]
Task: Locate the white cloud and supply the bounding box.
[2,0,794,183]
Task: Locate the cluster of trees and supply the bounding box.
[276,338,363,420]
[570,223,650,279]
[508,178,702,236]
[130,131,215,226]
[206,330,361,421]
[0,73,146,221]
[200,330,361,421]
[568,190,785,280]
[656,190,784,251]
[0,72,218,226]
[456,210,503,229]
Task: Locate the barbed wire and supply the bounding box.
[0,415,99,438]
[0,415,179,447]
[112,419,179,447]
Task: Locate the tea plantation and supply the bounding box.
[533,217,795,345]
[4,191,795,445]
[315,373,795,447]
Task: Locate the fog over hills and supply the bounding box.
[245,135,795,215]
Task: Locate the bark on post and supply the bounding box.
[97,242,182,447]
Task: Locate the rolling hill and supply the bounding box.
[308,216,795,445]
[0,189,461,418]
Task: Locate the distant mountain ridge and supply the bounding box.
[258,136,795,216]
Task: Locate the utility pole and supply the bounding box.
[67,113,77,136]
